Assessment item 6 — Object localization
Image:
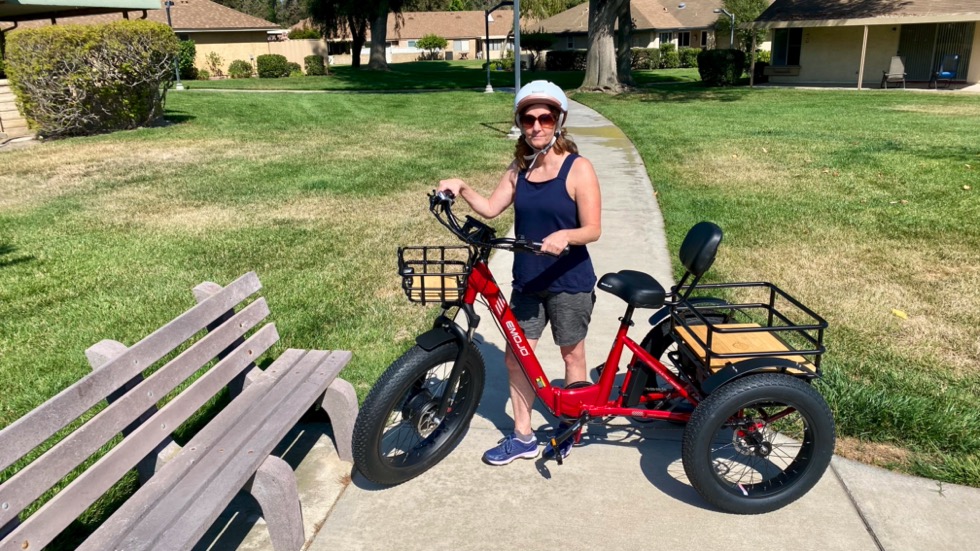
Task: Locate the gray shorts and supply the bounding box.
[510,289,596,347]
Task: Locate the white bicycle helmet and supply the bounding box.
[514,80,569,169]
[514,80,569,129]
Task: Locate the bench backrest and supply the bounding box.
[0,272,276,550]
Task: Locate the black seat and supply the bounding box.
[597,270,665,309]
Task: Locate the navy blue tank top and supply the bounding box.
[512,154,596,294]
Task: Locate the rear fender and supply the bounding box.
[701,357,817,396]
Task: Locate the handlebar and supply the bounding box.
[429,191,569,258]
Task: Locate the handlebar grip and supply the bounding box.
[518,238,569,258]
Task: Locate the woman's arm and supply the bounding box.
[540,157,602,255]
[437,162,518,219]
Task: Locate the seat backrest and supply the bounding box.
[940,53,960,75]
[679,221,723,278]
[888,56,905,75]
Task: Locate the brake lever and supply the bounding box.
[514,236,570,258]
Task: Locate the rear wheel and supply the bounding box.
[681,373,835,514]
[353,342,485,486]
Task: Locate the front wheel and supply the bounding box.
[681,373,835,514]
[353,341,485,486]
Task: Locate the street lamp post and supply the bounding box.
[164,0,184,91]
[713,8,736,48]
[484,1,513,93]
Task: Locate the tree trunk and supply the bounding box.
[616,2,633,86]
[581,0,628,92]
[348,15,366,69]
[368,0,390,70]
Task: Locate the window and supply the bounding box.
[567,35,574,49]
[454,40,467,52]
[408,40,417,49]
[701,31,708,47]
[659,32,672,45]
[327,41,351,55]
[772,28,803,66]
[677,31,691,47]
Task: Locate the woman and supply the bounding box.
[437,80,601,465]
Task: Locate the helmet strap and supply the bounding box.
[523,131,559,171]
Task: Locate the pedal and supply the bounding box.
[550,414,589,466]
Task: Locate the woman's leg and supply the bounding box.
[505,339,538,437]
[559,340,587,385]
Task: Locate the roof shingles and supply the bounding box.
[15,0,279,31]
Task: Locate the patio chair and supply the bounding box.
[929,54,960,89]
[880,56,906,89]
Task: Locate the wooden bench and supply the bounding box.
[0,272,356,551]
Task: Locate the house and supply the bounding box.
[750,0,980,88]
[7,0,282,75]
[538,0,727,53]
[290,10,524,65]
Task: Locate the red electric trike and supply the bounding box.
[352,192,834,514]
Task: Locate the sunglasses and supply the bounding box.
[519,112,557,130]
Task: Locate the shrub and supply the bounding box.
[205,51,224,77]
[416,33,448,60]
[256,54,290,78]
[755,49,772,64]
[228,59,253,79]
[679,47,700,68]
[286,61,302,76]
[177,39,197,80]
[288,27,320,40]
[5,20,179,138]
[753,61,769,83]
[196,69,211,80]
[696,48,747,86]
[304,55,326,76]
[545,50,587,71]
[0,57,5,79]
[631,48,660,70]
[659,43,680,69]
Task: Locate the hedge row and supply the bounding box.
[5,20,179,138]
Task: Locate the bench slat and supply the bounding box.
[136,350,352,551]
[0,324,280,551]
[0,299,271,529]
[76,348,310,551]
[0,272,262,473]
[157,351,352,550]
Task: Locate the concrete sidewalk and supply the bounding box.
[208,99,980,551]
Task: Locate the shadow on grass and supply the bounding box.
[0,244,34,269]
[480,121,513,135]
[162,110,196,125]
[635,83,751,104]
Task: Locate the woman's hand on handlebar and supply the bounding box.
[437,179,466,199]
[540,230,571,257]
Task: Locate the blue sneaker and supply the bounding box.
[482,434,539,465]
[543,423,576,460]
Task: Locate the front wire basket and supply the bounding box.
[398,245,474,305]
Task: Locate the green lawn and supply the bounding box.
[2,82,978,545]
[186,59,699,91]
[577,86,980,486]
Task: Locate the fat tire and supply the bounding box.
[353,342,485,486]
[681,373,835,514]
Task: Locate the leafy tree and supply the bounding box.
[715,0,769,58]
[307,0,370,69]
[519,29,553,71]
[448,0,466,10]
[416,33,448,59]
